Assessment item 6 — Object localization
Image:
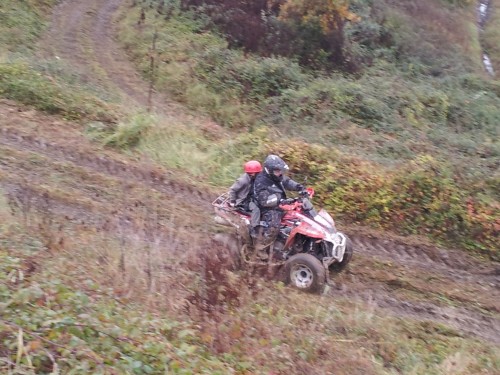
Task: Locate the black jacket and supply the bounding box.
[253,171,302,211]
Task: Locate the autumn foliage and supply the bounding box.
[180,0,359,69]
[269,141,499,259]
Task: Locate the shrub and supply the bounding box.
[263,141,499,258]
[195,48,308,102]
[103,113,155,149]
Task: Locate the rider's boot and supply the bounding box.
[252,225,279,261]
[252,233,270,261]
[249,226,258,240]
[254,244,269,260]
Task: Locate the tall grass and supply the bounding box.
[1,194,498,374]
[0,0,58,54]
[90,112,267,186]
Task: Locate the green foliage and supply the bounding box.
[272,141,499,259]
[481,0,500,76]
[195,49,308,102]
[0,0,57,54]
[118,2,499,256]
[0,61,116,122]
[103,113,154,149]
[377,0,480,75]
[0,252,230,373]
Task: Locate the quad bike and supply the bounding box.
[212,188,353,293]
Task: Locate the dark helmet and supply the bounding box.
[263,155,289,176]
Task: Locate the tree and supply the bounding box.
[180,0,276,52]
[278,0,359,67]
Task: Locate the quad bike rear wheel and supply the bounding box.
[284,253,326,294]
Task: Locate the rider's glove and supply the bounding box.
[299,189,309,197]
[280,198,295,205]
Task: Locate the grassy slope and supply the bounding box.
[0,1,499,374]
[0,0,117,122]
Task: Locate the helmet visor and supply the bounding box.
[272,163,288,177]
[272,169,283,177]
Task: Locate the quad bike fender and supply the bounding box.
[283,218,325,250]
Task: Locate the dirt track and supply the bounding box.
[0,0,498,344]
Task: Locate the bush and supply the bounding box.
[195,48,308,102]
[266,141,499,258]
[103,113,155,149]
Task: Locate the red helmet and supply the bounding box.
[244,160,262,174]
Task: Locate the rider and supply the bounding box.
[253,154,304,260]
[229,160,262,234]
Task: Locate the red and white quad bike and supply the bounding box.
[212,188,353,293]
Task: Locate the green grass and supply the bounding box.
[0,0,58,55]
[0,61,118,122]
[87,112,266,186]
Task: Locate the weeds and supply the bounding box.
[103,112,155,149]
[5,184,65,253]
[0,61,117,122]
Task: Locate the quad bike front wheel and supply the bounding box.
[284,253,326,294]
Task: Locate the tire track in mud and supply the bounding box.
[0,125,213,208]
[0,141,208,252]
[335,287,500,344]
[0,102,214,247]
[350,235,499,286]
[19,0,500,344]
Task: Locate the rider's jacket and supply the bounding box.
[253,171,302,211]
[229,173,254,207]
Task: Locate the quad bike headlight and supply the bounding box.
[333,233,343,245]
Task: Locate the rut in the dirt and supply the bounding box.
[335,286,500,344]
[351,235,500,286]
[0,125,211,205]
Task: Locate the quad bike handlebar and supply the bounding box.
[213,187,314,212]
[278,187,314,209]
